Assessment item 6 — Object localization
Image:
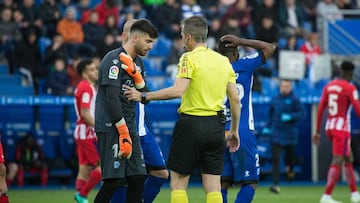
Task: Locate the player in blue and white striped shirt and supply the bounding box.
[218,35,276,203]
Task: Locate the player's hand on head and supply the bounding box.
[220,35,240,47]
[226,131,240,152]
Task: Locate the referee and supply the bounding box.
[124,16,240,203]
[94,19,158,203]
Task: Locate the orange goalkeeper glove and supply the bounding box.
[119,52,145,89]
[116,118,132,159]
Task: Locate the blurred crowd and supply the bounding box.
[0,0,359,95]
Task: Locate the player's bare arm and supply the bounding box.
[81,108,94,127]
[123,78,190,101]
[226,82,240,152]
[220,34,276,59]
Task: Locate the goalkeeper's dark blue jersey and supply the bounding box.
[225,50,265,131]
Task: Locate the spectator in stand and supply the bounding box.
[123,0,147,20]
[96,32,121,59]
[66,55,82,88]
[221,0,255,39]
[181,0,203,19]
[300,32,322,66]
[316,0,343,39]
[253,0,278,35]
[77,0,91,23]
[300,0,319,32]
[219,14,241,39]
[256,15,279,44]
[283,35,299,51]
[278,0,306,38]
[207,18,222,49]
[38,0,61,38]
[18,0,42,34]
[336,0,355,18]
[103,15,122,43]
[0,8,22,73]
[47,57,73,96]
[15,132,48,187]
[0,0,18,11]
[11,28,42,92]
[166,34,185,78]
[83,10,105,50]
[155,0,182,39]
[57,7,93,58]
[95,0,120,26]
[43,33,68,76]
[59,0,75,17]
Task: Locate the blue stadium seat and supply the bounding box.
[143,58,166,76]
[59,135,75,161]
[146,77,164,91]
[1,106,34,135]
[0,86,34,95]
[163,77,174,88]
[38,37,52,56]
[35,130,60,160]
[0,75,22,85]
[39,106,64,132]
[260,77,279,97]
[148,36,172,57]
[0,64,8,75]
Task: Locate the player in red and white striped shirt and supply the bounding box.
[313,61,360,203]
[73,59,100,203]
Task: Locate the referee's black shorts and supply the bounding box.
[167,113,225,175]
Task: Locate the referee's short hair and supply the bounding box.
[181,16,208,43]
[130,19,158,39]
[77,59,94,76]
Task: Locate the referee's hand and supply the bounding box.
[226,131,240,152]
[123,85,141,101]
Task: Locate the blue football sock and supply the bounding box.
[143,175,168,203]
[221,188,228,203]
[110,186,127,203]
[235,184,255,203]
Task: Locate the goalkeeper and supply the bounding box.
[94,19,158,203]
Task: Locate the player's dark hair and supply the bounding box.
[218,40,237,56]
[77,59,93,76]
[340,60,355,72]
[130,19,158,39]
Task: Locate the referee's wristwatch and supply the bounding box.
[141,92,147,104]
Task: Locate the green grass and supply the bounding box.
[9,184,351,203]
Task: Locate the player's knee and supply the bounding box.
[150,169,169,179]
[0,164,6,177]
[332,156,344,165]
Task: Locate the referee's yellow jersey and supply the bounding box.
[176,46,236,116]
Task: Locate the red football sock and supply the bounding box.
[41,168,48,187]
[17,168,24,187]
[76,179,86,192]
[345,163,357,192]
[0,195,9,203]
[325,164,341,195]
[80,169,101,197]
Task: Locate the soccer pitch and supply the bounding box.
[10,184,351,203]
